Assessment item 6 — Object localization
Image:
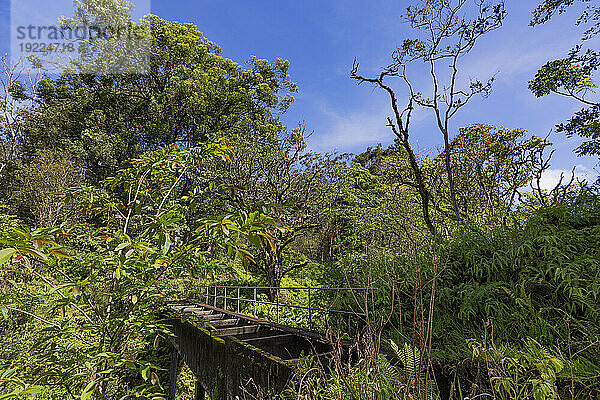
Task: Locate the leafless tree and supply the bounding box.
[351,0,505,232]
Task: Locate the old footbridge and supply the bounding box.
[165,286,369,400]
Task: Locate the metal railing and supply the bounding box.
[195,285,371,330]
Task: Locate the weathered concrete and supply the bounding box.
[166,300,343,399]
[168,349,179,400]
[167,318,294,399]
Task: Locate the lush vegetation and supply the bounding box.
[1,0,599,399]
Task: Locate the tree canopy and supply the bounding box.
[0,1,599,399]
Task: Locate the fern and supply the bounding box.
[391,340,421,377]
[390,341,439,400]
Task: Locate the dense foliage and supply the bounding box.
[1,0,599,399]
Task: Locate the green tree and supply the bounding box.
[204,127,344,296]
[431,124,551,229]
[0,57,41,198]
[0,139,275,399]
[13,149,85,227]
[341,124,548,249]
[529,0,600,159]
[17,12,296,183]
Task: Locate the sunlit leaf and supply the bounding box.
[0,248,17,266]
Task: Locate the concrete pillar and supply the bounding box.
[169,348,179,400]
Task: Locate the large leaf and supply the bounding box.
[0,248,17,266]
[80,380,95,400]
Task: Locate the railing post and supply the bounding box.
[213,286,217,307]
[276,287,280,324]
[237,288,240,313]
[205,286,208,304]
[308,287,312,330]
[253,288,257,317]
[224,287,227,310]
[364,288,369,323]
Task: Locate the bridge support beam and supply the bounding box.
[166,315,294,400]
[195,381,205,400]
[169,347,179,400]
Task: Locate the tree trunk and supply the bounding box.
[443,132,462,227]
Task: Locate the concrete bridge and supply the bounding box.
[165,287,367,399]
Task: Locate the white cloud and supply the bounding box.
[306,98,391,153]
[464,43,563,83]
[307,97,432,154]
[536,165,598,191]
[458,22,600,88]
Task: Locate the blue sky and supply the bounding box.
[151,0,600,188]
[2,0,598,187]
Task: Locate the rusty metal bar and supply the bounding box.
[207,285,369,290]
[364,288,369,323]
[308,287,312,329]
[200,285,370,330]
[201,294,365,317]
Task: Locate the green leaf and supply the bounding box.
[141,365,150,381]
[0,306,8,319]
[115,242,131,252]
[80,380,95,400]
[162,233,172,254]
[0,248,17,266]
[247,233,261,249]
[50,249,72,259]
[260,233,277,252]
[19,247,48,261]
[237,248,255,264]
